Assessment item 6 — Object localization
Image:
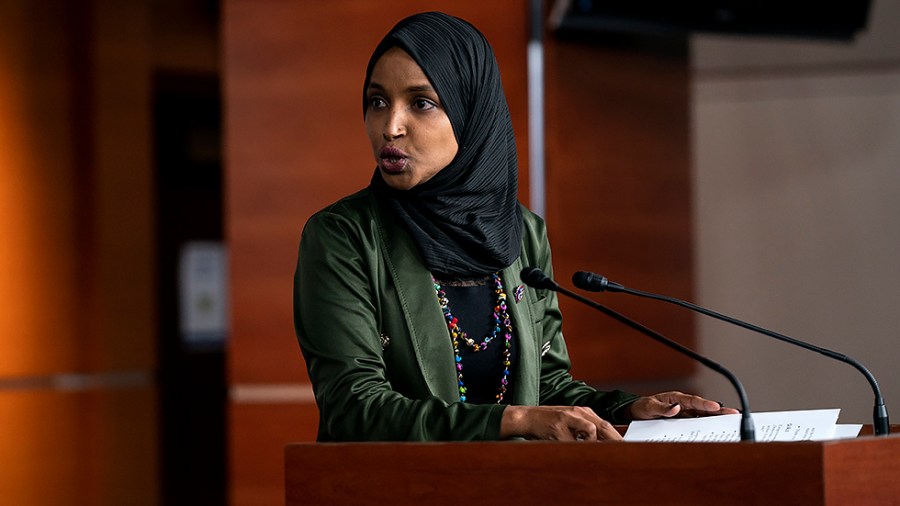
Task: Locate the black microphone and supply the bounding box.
[573,270,891,436]
[521,267,756,441]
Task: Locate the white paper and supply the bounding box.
[623,409,843,442]
[832,424,863,439]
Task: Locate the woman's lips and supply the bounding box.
[379,146,408,174]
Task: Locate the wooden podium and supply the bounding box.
[285,426,900,505]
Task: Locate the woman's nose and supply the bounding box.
[382,109,406,140]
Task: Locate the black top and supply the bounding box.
[439,281,518,404]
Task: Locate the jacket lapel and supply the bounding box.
[372,196,459,403]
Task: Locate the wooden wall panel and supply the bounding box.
[0,0,158,503]
[543,38,696,385]
[0,0,81,377]
[88,387,159,506]
[0,391,86,504]
[0,388,157,506]
[86,0,156,371]
[229,403,319,506]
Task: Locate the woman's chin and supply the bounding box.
[379,170,416,191]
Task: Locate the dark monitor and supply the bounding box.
[549,0,873,41]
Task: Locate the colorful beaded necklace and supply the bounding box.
[433,272,513,404]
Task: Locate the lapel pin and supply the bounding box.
[514,284,526,303]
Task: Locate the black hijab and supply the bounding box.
[364,12,523,278]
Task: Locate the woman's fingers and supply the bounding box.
[568,412,621,441]
[500,405,622,441]
[592,418,623,441]
[628,391,741,420]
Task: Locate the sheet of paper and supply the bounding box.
[832,424,863,439]
[623,409,841,442]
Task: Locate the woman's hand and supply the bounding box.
[626,391,740,420]
[500,405,622,441]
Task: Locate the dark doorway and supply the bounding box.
[153,72,226,505]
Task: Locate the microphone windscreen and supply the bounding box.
[520,267,556,290]
[572,271,606,292]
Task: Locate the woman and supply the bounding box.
[294,12,733,442]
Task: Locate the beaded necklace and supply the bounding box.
[433,272,513,404]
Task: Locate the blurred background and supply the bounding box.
[0,0,896,504]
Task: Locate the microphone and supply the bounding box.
[573,270,891,436]
[521,267,756,441]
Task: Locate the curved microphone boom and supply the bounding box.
[521,267,756,441]
[573,270,890,436]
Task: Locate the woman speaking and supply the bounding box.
[294,11,733,442]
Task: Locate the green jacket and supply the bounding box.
[294,188,638,441]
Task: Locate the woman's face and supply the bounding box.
[365,47,458,190]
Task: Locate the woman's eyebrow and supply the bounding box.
[367,82,435,94]
[405,84,435,93]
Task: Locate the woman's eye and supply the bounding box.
[413,98,436,111]
[369,97,387,109]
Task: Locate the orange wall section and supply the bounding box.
[0,0,156,375]
[0,388,157,505]
[0,1,158,504]
[84,0,157,372]
[0,0,82,377]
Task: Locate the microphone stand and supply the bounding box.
[521,267,755,441]
[574,271,890,436]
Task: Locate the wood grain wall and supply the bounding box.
[0,0,157,504]
[545,37,696,384]
[224,2,693,504]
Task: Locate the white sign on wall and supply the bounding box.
[178,241,229,348]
